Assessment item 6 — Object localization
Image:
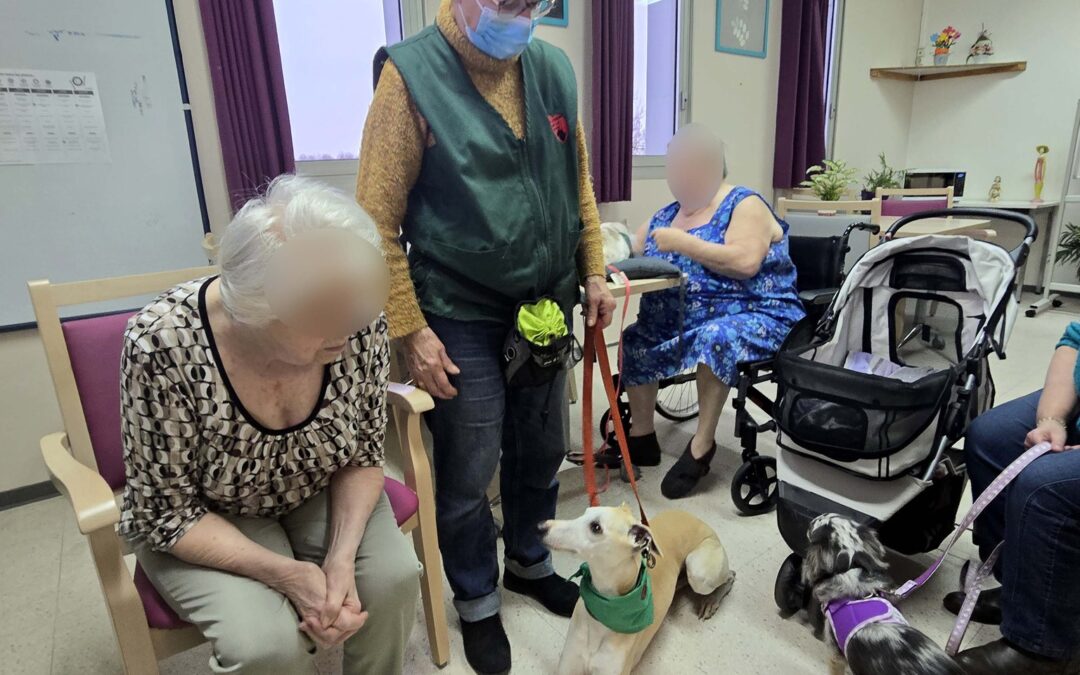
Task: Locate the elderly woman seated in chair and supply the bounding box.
[620,125,804,499]
[119,176,420,674]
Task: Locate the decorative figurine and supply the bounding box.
[1034,145,1049,203]
[988,176,1002,203]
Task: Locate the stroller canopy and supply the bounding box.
[816,234,1018,368]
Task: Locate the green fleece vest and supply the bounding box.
[387,27,582,324]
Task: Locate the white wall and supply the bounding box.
[831,0,922,182]
[907,0,1080,203]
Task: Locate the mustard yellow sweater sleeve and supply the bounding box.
[576,121,606,279]
[355,62,428,339]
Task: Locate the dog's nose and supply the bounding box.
[537,521,552,534]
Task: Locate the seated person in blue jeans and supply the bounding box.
[620,124,805,499]
[948,322,1080,674]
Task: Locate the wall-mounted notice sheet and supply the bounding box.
[0,68,111,165]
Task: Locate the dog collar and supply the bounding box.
[571,561,654,634]
[824,597,908,657]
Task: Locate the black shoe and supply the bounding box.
[661,441,716,499]
[943,586,1002,625]
[504,570,580,617]
[460,615,511,674]
[626,432,662,466]
[956,638,1078,675]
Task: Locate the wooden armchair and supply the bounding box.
[28,268,449,674]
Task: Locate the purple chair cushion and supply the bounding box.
[134,564,188,630]
[61,311,137,490]
[880,197,948,218]
[385,477,419,527]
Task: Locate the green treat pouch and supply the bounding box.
[502,297,581,388]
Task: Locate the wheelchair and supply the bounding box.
[590,223,880,504]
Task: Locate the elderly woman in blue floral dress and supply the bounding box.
[620,124,804,499]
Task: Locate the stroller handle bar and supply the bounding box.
[884,208,1039,265]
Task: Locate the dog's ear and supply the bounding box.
[629,523,662,559]
[808,523,831,547]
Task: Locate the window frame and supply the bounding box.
[823,0,845,159]
[292,0,428,180]
[632,0,693,180]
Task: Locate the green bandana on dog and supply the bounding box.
[571,561,654,634]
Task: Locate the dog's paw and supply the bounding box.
[697,575,735,620]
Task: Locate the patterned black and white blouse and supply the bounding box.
[118,278,390,552]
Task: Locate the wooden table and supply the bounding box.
[604,275,682,295]
[879,215,992,238]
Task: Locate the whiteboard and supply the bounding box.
[0,0,207,327]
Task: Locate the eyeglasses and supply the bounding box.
[495,0,556,17]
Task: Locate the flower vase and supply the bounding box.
[933,50,950,66]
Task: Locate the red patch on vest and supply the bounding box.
[548,114,569,143]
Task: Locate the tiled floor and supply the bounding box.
[2,297,1075,675]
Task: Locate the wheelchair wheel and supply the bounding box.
[774,553,806,617]
[655,370,699,422]
[731,455,778,516]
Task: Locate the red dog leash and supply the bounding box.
[581,319,649,526]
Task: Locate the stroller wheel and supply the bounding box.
[731,456,779,516]
[775,553,806,617]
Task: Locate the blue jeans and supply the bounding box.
[966,390,1080,659]
[424,315,568,622]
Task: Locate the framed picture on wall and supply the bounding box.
[715,0,769,58]
[539,0,568,27]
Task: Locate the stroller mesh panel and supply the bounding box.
[889,251,968,292]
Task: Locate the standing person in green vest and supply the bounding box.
[356,1,614,672]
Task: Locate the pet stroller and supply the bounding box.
[727,209,1037,614]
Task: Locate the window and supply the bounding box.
[273,0,404,165]
[823,0,843,158]
[632,0,688,161]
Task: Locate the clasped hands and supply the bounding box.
[279,558,367,647]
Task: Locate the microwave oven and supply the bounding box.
[904,169,966,197]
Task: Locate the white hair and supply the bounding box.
[670,123,728,179]
[217,175,382,326]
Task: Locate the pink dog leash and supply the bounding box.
[889,441,1053,655]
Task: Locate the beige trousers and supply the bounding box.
[135,491,420,674]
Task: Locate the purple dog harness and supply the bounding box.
[825,597,908,657]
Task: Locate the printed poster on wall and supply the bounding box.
[0,68,111,165]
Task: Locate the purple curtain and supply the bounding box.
[591,0,634,203]
[199,0,295,211]
[772,0,829,189]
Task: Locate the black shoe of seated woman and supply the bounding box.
[955,638,1077,675]
[943,586,1002,625]
[661,440,716,499]
[460,614,511,674]
[625,432,662,467]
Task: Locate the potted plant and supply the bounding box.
[931,26,962,65]
[1055,222,1080,280]
[862,152,903,200]
[800,159,858,202]
[967,25,994,64]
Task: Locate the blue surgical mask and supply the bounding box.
[462,0,536,60]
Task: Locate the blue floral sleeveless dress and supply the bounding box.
[621,187,805,387]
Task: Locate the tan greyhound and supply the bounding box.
[542,506,734,674]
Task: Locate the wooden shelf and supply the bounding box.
[870,61,1026,82]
